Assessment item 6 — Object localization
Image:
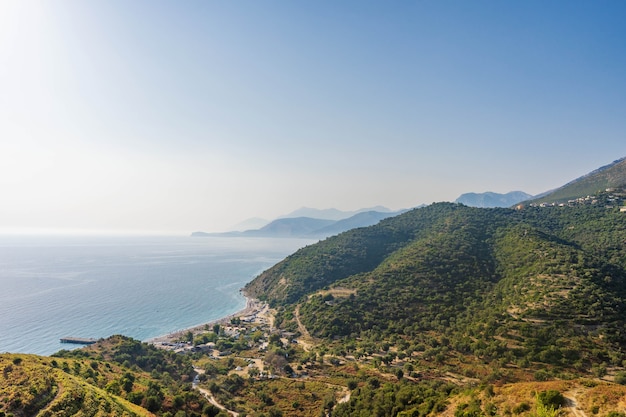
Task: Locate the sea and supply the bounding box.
[0,235,312,356]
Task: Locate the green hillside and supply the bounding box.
[0,352,154,417]
[247,196,626,375]
[245,203,474,305]
[528,157,626,204]
[0,335,214,417]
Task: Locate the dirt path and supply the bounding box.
[337,387,351,404]
[37,377,64,415]
[193,367,239,417]
[294,304,315,351]
[563,389,588,417]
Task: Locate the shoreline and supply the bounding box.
[146,292,267,346]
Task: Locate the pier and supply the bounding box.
[60,337,97,345]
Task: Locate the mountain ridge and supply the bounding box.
[278,206,394,221]
[526,156,626,204]
[455,190,533,208]
[192,209,404,239]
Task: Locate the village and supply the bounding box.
[527,187,626,211]
[150,299,305,379]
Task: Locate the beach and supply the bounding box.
[147,293,271,347]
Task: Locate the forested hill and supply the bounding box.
[245,191,626,371]
[244,194,626,306]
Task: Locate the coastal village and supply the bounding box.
[146,295,367,416]
[151,299,275,361]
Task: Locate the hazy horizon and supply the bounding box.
[2,1,625,234]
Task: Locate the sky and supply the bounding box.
[1,1,625,235]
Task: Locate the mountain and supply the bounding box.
[455,191,533,207]
[308,210,408,237]
[528,157,626,204]
[192,209,403,238]
[278,206,394,221]
[245,192,626,375]
[248,217,336,237]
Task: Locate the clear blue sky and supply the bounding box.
[1,1,625,234]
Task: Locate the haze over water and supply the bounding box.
[0,235,310,355]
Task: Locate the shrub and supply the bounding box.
[512,402,531,414]
[614,371,626,385]
[536,390,564,409]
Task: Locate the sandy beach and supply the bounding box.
[147,293,269,346]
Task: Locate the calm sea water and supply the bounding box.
[0,235,311,355]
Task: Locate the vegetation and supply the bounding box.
[241,191,626,415]
[527,157,626,204]
[4,183,626,415]
[0,335,213,416]
[254,198,626,372]
[0,353,153,417]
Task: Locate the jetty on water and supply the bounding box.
[60,337,97,345]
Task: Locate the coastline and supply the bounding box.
[147,291,267,346]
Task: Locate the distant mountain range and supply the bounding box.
[196,157,626,239]
[455,191,533,208]
[192,208,405,239]
[278,206,395,221]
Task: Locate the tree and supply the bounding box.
[203,404,221,417]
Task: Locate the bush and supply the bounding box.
[537,390,564,409]
[614,371,626,385]
[512,402,531,414]
[455,400,482,417]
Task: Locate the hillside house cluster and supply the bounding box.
[529,188,626,210]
